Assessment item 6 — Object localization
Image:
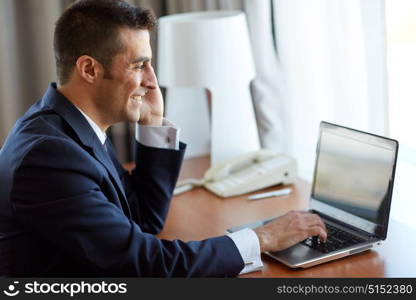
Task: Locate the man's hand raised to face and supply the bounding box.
[254,211,327,253]
[138,66,164,126]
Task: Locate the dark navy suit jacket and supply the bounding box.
[0,83,244,277]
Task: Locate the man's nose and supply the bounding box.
[141,68,157,90]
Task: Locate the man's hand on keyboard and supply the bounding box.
[253,211,327,253]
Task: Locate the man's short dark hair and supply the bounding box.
[54,0,156,84]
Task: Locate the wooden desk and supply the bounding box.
[129,156,416,277]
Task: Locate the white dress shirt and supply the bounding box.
[75,107,263,275]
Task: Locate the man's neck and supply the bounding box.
[57,83,109,132]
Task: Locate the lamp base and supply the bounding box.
[210,85,260,166]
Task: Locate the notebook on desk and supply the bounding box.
[227,121,399,268]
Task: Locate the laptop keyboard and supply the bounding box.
[302,223,366,253]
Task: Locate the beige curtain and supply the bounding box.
[0,0,68,144]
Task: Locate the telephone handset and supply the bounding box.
[174,149,297,198]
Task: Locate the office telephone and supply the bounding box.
[174,149,297,198]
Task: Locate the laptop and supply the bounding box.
[227,121,399,268]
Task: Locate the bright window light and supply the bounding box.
[386,0,416,229]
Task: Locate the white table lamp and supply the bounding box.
[158,11,260,166]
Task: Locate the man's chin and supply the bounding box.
[125,112,140,124]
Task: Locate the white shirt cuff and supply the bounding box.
[227,228,263,274]
[135,118,180,150]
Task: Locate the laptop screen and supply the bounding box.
[311,122,398,239]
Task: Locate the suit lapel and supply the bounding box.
[93,139,131,217]
[41,83,131,218]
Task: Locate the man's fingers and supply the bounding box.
[308,226,328,242]
[303,213,327,231]
[311,213,327,231]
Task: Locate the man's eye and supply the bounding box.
[134,64,145,70]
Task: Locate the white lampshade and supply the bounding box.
[158,11,260,165]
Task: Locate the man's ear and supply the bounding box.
[75,55,102,83]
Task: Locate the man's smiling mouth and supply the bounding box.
[130,95,142,101]
[130,95,144,105]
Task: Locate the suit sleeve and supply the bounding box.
[11,138,244,277]
[122,141,185,234]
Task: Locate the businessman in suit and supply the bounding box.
[0,0,327,277]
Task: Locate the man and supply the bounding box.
[0,0,327,277]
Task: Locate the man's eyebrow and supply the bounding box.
[130,57,150,64]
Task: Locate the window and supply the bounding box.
[386,0,416,229]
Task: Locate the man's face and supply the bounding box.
[94,28,156,125]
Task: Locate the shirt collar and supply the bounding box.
[74,106,107,145]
